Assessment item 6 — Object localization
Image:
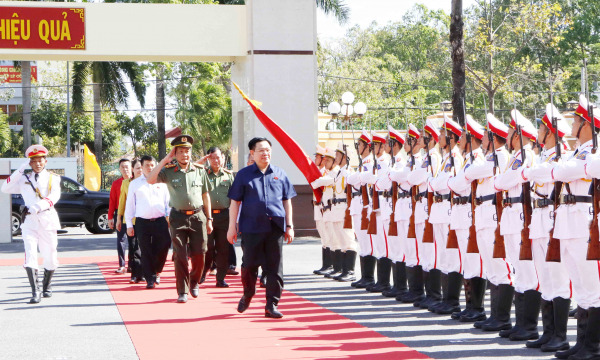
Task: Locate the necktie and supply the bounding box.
[34,173,39,182]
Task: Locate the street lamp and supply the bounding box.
[327,92,367,120]
[441,100,453,112]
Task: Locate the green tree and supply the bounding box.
[0,109,11,154]
[118,112,158,158]
[71,61,146,166]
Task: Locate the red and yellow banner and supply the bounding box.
[0,65,37,83]
[0,7,85,50]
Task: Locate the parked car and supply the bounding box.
[11,176,114,236]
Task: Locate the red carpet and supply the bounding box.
[97,260,430,360]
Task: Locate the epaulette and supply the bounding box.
[223,168,232,174]
[165,164,176,169]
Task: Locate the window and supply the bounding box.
[60,178,80,194]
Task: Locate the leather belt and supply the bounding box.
[212,208,228,214]
[475,194,495,206]
[560,195,592,205]
[502,196,522,208]
[533,198,553,209]
[352,191,361,198]
[398,191,411,199]
[383,190,394,199]
[332,198,347,204]
[452,196,471,205]
[434,194,451,203]
[414,191,428,202]
[322,202,332,212]
[312,200,323,206]
[174,207,203,216]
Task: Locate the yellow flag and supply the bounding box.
[83,144,101,191]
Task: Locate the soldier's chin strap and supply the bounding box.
[541,127,549,147]
[509,129,518,152]
[576,118,586,139]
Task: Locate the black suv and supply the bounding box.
[11,176,114,236]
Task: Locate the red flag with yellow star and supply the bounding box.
[233,82,323,203]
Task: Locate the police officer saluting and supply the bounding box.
[2,145,61,304]
[202,147,235,288]
[147,135,213,303]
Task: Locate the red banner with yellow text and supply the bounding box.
[0,66,37,83]
[0,7,85,50]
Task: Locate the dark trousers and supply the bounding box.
[170,209,208,295]
[204,211,230,281]
[135,217,171,284]
[127,233,143,280]
[241,224,284,306]
[115,211,128,268]
[228,243,237,266]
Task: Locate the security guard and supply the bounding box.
[147,135,213,303]
[203,146,235,288]
[2,145,61,304]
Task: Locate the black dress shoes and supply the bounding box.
[237,296,252,313]
[265,303,283,318]
[177,294,188,303]
[216,280,229,288]
[129,277,137,284]
[136,277,145,284]
[146,282,155,289]
[191,285,199,298]
[227,266,239,275]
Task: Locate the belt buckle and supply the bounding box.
[502,199,512,208]
[213,209,221,214]
[475,197,482,206]
[185,210,194,215]
[562,194,575,205]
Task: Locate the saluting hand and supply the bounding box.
[285,228,294,244]
[195,154,210,166]
[164,147,177,164]
[227,226,237,244]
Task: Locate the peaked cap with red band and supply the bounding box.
[573,94,600,127]
[465,115,485,140]
[424,118,440,142]
[26,145,48,158]
[486,113,509,139]
[541,103,571,138]
[371,130,387,143]
[441,113,462,137]
[387,124,405,144]
[510,109,537,141]
[316,145,325,156]
[408,124,421,140]
[324,147,336,159]
[358,129,371,145]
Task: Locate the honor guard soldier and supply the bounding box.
[447,116,487,322]
[493,110,540,340]
[390,124,425,303]
[545,95,600,360]
[313,146,333,275]
[429,116,464,315]
[203,147,235,288]
[311,147,343,279]
[147,135,213,303]
[2,145,60,303]
[521,104,572,352]
[464,113,514,332]
[360,130,393,293]
[379,125,408,298]
[407,119,442,310]
[347,130,375,288]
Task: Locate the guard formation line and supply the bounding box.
[310,94,600,360]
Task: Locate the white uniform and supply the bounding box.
[1,168,61,271]
[314,167,331,249]
[429,147,463,274]
[464,147,514,286]
[390,153,422,267]
[494,144,539,293]
[332,164,358,252]
[347,155,374,257]
[448,148,486,279]
[361,153,391,259]
[542,139,600,310]
[380,153,407,263]
[522,147,571,301]
[407,148,441,272]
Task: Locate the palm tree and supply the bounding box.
[71,62,146,166]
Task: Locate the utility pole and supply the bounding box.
[451,0,466,127]
[66,61,71,157]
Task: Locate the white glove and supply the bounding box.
[29,204,40,215]
[18,162,28,174]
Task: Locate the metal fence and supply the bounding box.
[77,164,120,191]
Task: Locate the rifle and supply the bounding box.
[388,136,399,236]
[367,136,379,235]
[442,107,459,249]
[546,84,562,262]
[343,143,354,229]
[423,128,435,244]
[492,129,507,258]
[518,123,533,261]
[587,95,600,260]
[358,142,370,231]
[407,134,418,238]
[466,129,479,253]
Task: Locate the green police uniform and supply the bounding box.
[204,167,235,283]
[156,135,214,296]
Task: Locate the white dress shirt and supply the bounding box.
[125,174,171,228]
